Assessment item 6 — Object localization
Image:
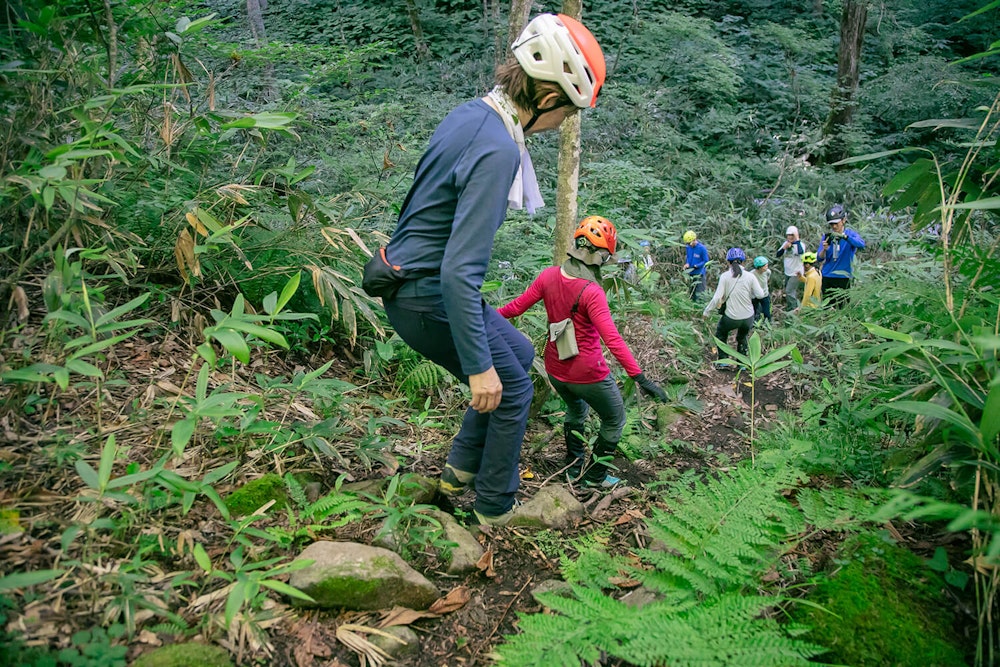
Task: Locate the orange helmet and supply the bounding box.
[574,216,617,254]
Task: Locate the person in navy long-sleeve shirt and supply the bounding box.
[816,204,865,309]
[378,14,606,526]
[682,230,710,301]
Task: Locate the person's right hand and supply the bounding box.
[782,241,791,249]
[469,366,503,414]
[683,263,690,269]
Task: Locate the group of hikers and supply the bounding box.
[682,201,865,365]
[363,13,864,526]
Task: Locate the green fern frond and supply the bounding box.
[399,360,442,399]
[306,491,368,526]
[284,473,309,510]
[640,465,805,596]
[494,460,838,667]
[796,486,886,532]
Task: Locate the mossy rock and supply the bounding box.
[224,473,288,516]
[130,642,232,667]
[796,532,967,667]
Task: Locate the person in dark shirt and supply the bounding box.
[379,14,606,526]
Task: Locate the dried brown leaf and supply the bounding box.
[12,285,29,321]
[378,606,437,628]
[476,548,496,578]
[427,585,471,615]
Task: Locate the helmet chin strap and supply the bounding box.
[522,101,575,133]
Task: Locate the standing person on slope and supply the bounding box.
[776,225,805,310]
[682,230,710,301]
[377,14,606,526]
[498,216,668,489]
[817,204,865,309]
[703,248,767,365]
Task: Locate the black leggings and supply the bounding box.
[715,314,754,359]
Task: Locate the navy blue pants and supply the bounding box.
[385,296,534,516]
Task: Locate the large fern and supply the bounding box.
[494,456,878,666]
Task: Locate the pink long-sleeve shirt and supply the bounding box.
[497,266,642,384]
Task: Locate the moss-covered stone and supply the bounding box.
[224,473,287,516]
[130,642,232,667]
[797,533,967,667]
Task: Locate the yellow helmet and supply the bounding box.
[682,230,697,243]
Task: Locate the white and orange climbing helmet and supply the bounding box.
[511,13,606,108]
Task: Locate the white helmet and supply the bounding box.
[511,13,606,108]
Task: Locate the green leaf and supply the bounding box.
[193,543,213,573]
[260,579,315,602]
[263,291,277,316]
[981,379,1000,445]
[225,581,246,628]
[208,329,250,363]
[196,342,217,366]
[864,323,914,344]
[94,294,150,327]
[75,460,100,490]
[755,360,794,377]
[171,418,197,457]
[886,400,978,441]
[39,165,67,180]
[748,333,762,363]
[203,460,239,485]
[97,435,117,491]
[0,569,65,591]
[276,271,301,314]
[53,367,70,390]
[221,112,298,130]
[907,118,984,131]
[64,358,103,378]
[882,159,932,196]
[832,147,927,166]
[947,196,1000,210]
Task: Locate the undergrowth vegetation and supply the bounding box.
[0,0,996,665]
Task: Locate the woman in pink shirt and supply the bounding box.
[498,217,667,488]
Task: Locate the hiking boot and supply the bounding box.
[582,474,625,490]
[439,464,475,497]
[473,500,522,527]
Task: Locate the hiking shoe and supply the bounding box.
[582,474,625,490]
[439,464,475,497]
[473,500,522,527]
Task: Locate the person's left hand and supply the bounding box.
[634,373,668,402]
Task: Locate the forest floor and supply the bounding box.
[0,308,971,667]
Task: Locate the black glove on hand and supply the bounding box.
[634,373,667,402]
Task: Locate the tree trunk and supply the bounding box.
[247,0,266,47]
[553,0,583,266]
[813,0,823,17]
[502,0,533,66]
[404,0,430,62]
[821,0,867,164]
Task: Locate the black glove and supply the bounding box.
[634,373,667,402]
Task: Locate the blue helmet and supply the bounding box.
[726,247,746,262]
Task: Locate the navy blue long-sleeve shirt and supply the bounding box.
[385,99,520,375]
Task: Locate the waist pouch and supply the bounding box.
[549,318,579,360]
[362,247,435,299]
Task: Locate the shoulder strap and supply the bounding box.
[570,281,592,315]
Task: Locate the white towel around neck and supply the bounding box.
[486,86,544,215]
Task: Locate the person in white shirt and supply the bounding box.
[775,225,805,310]
[703,247,768,363]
